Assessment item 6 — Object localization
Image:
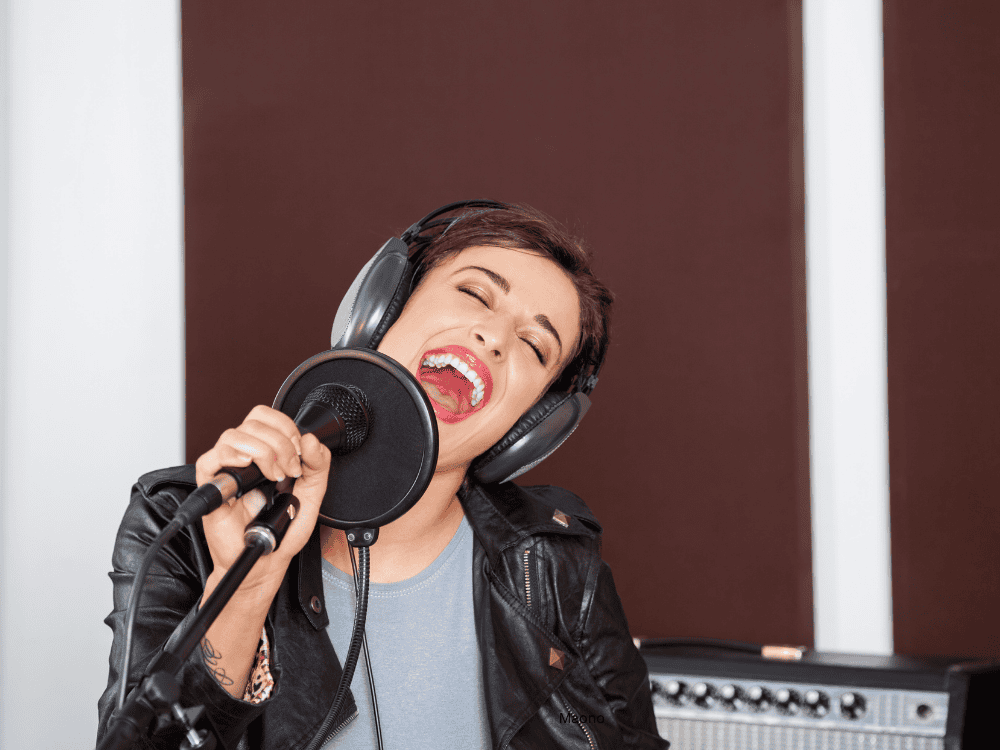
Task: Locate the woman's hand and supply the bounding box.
[196,405,331,596]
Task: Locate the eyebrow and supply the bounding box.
[461,265,510,293]
[533,314,563,353]
[456,265,564,354]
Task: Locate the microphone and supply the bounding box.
[293,383,372,452]
[171,383,372,527]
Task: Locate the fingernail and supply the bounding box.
[237,454,252,463]
[275,470,286,482]
[293,436,303,457]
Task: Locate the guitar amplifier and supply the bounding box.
[641,644,1000,749]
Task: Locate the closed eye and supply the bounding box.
[459,286,489,306]
[523,338,546,365]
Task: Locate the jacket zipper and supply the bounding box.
[523,548,533,608]
[307,706,358,750]
[556,693,598,750]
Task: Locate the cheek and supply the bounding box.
[377,307,432,363]
[491,381,543,436]
[374,330,408,370]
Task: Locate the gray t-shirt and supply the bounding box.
[320,516,491,750]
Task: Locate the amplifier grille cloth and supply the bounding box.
[656,718,945,750]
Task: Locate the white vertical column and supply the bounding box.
[1,3,184,748]
[804,0,893,653]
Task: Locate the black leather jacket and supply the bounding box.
[98,465,668,749]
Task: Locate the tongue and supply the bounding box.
[420,366,474,414]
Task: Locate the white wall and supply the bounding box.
[0,3,184,748]
[804,0,893,653]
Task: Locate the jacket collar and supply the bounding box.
[293,478,600,624]
[289,478,601,622]
[458,480,600,565]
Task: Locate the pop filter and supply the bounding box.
[272,349,438,529]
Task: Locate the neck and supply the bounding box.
[320,463,469,583]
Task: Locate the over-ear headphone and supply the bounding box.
[329,200,603,484]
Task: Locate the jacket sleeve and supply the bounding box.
[96,469,267,749]
[578,559,668,749]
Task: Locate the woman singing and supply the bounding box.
[98,202,667,749]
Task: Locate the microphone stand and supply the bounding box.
[99,491,301,750]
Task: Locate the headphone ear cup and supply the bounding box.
[331,237,413,350]
[471,392,591,485]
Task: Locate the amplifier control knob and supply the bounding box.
[718,684,745,711]
[691,682,717,708]
[840,692,867,720]
[746,686,773,712]
[803,690,830,717]
[662,680,690,706]
[775,688,801,715]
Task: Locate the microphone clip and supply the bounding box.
[345,527,379,548]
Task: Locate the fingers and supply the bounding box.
[196,406,305,486]
[291,433,331,511]
[267,433,330,565]
[197,406,325,584]
[298,432,330,476]
[240,487,268,517]
[237,419,302,480]
[245,405,303,455]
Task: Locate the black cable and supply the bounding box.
[116,517,184,710]
[635,637,764,654]
[350,546,384,750]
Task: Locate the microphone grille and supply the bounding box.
[301,383,372,454]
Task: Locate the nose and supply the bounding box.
[472,317,510,361]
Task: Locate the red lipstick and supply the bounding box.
[418,345,494,424]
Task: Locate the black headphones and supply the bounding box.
[329,200,602,484]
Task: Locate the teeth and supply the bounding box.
[421,353,487,407]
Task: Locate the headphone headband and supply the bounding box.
[400,198,510,247]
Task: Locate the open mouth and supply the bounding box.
[418,345,493,424]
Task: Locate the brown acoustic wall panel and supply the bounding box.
[884,1,1000,657]
[182,1,811,644]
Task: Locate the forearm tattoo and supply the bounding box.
[200,638,235,687]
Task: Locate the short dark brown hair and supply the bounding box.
[408,203,613,393]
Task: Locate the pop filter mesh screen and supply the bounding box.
[274,351,436,528]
